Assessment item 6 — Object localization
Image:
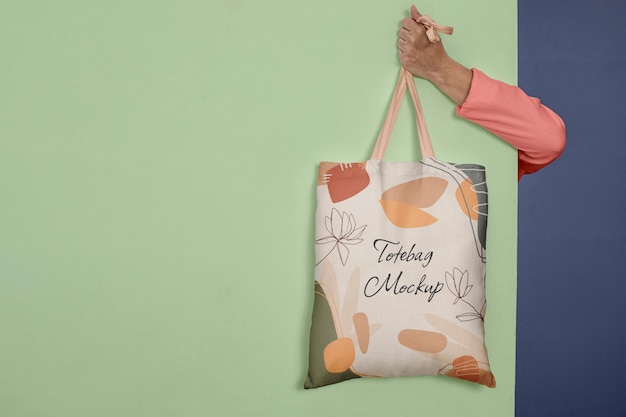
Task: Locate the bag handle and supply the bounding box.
[371,15,453,160]
[371,67,434,159]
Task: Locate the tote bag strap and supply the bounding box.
[371,67,435,160]
[371,15,453,160]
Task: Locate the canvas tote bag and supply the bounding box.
[304,66,495,389]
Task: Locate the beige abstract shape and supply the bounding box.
[424,341,469,364]
[424,314,486,359]
[398,329,447,353]
[353,312,370,354]
[341,269,361,331]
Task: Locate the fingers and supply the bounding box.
[400,17,417,30]
[400,16,426,39]
[410,5,422,21]
[398,5,429,59]
[397,36,406,51]
[398,16,426,43]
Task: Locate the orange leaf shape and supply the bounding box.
[379,199,438,228]
[353,312,370,354]
[397,329,447,353]
[381,177,447,208]
[323,337,356,373]
[455,178,479,220]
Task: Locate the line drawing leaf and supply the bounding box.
[456,312,483,322]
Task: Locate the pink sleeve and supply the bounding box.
[456,68,566,180]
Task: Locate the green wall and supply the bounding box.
[0,1,517,416]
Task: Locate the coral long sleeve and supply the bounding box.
[456,69,566,180]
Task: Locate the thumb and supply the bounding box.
[410,5,422,20]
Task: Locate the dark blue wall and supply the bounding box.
[517,1,626,416]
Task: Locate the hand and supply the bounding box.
[397,5,472,105]
[397,6,450,82]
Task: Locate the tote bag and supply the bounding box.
[304,67,495,389]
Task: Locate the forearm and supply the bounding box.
[397,6,566,179]
[424,57,472,106]
[457,69,566,178]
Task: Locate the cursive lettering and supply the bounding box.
[364,271,444,302]
[373,238,433,267]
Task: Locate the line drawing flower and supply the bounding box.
[445,267,485,322]
[316,208,367,266]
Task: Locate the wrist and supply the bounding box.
[428,58,472,106]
